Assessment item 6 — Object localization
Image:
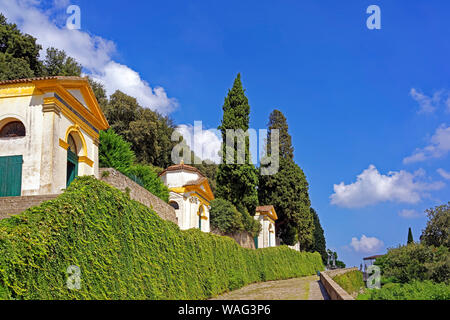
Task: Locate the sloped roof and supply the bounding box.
[256,205,278,221]
[159,163,205,177]
[363,254,385,260]
[0,76,109,135]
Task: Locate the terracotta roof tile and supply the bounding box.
[0,76,87,85]
[256,205,275,213]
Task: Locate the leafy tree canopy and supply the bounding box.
[420,202,449,248]
[42,47,81,77]
[0,13,43,80]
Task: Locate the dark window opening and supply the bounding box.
[169,201,179,210]
[0,121,26,138]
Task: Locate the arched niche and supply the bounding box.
[64,125,87,157]
[0,117,26,138]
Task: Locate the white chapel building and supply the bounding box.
[0,77,109,197]
[254,205,278,249]
[159,162,214,232]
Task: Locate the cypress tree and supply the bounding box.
[259,109,314,247]
[407,227,414,244]
[310,208,327,264]
[216,74,259,215]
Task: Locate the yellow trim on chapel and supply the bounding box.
[0,84,41,99]
[65,125,88,157]
[0,78,109,139]
[59,139,69,150]
[79,156,94,167]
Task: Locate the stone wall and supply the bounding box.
[319,268,358,300]
[99,168,177,224]
[211,228,256,249]
[0,194,59,219]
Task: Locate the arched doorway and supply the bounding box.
[66,133,79,187]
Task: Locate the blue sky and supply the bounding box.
[1,0,449,267]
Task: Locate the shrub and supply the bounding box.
[375,243,449,284]
[357,280,450,300]
[0,177,324,300]
[210,199,244,234]
[333,270,364,296]
[240,207,261,238]
[210,199,261,237]
[128,164,169,203]
[99,129,135,174]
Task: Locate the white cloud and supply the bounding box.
[410,88,447,114]
[176,123,222,164]
[403,124,450,164]
[0,0,177,114]
[330,165,444,208]
[437,168,450,180]
[350,235,384,254]
[90,62,178,114]
[446,97,450,113]
[398,209,423,219]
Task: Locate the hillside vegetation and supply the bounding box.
[332,270,365,297]
[0,177,324,300]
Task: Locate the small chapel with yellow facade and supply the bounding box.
[0,76,109,197]
[159,162,215,232]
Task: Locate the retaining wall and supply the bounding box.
[319,267,358,300]
[0,194,59,220]
[211,228,256,249]
[99,168,177,224]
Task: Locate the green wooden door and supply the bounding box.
[254,236,258,249]
[66,150,78,187]
[0,155,23,197]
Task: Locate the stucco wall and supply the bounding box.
[0,91,98,196]
[254,215,276,248]
[99,168,177,224]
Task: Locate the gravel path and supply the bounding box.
[211,275,329,300]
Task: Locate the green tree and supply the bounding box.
[99,129,135,174]
[103,90,176,169]
[311,208,327,263]
[209,198,244,234]
[258,109,313,247]
[42,47,81,76]
[408,227,414,245]
[420,202,450,248]
[0,13,43,80]
[375,243,449,284]
[216,74,259,215]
